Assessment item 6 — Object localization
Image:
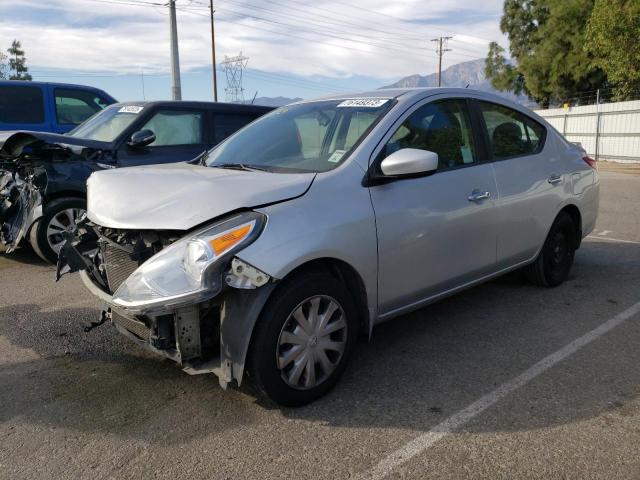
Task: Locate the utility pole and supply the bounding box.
[169,0,182,100]
[431,36,452,87]
[209,0,218,101]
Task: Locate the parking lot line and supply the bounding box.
[359,300,640,480]
[586,235,640,245]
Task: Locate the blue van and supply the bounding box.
[0,81,116,133]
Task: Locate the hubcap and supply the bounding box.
[46,208,85,254]
[276,295,348,390]
[551,233,568,267]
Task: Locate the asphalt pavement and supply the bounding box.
[1,164,639,479]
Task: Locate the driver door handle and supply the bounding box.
[468,190,491,202]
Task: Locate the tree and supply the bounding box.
[586,0,640,100]
[7,40,32,81]
[0,51,7,80]
[486,0,606,107]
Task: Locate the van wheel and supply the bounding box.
[247,271,357,407]
[525,212,576,287]
[30,197,86,264]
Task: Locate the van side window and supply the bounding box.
[385,99,477,170]
[213,113,256,143]
[141,110,203,146]
[55,88,110,125]
[479,101,546,159]
[0,86,44,124]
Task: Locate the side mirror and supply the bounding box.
[380,148,439,177]
[128,129,156,148]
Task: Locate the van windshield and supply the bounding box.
[68,104,143,142]
[205,99,393,173]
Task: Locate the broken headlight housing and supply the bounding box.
[112,211,266,312]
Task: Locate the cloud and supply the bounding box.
[0,0,507,82]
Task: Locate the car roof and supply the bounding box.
[0,79,107,91]
[114,100,274,113]
[292,87,536,116]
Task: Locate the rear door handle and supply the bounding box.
[468,190,491,202]
[548,174,563,185]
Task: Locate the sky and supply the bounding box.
[0,0,507,102]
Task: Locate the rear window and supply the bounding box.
[0,85,45,124]
[479,101,546,159]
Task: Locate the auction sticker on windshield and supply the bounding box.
[337,98,389,108]
[118,105,144,114]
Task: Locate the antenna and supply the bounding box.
[221,52,249,103]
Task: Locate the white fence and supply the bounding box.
[535,100,640,163]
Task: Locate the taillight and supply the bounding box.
[583,156,597,170]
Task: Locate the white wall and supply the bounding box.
[535,100,640,163]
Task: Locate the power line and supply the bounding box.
[186,1,489,60]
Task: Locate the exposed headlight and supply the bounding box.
[112,212,265,312]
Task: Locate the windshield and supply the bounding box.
[205,99,393,173]
[68,104,144,142]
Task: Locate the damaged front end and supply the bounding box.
[0,146,46,252]
[1,131,111,253]
[57,211,276,388]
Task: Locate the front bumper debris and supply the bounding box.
[60,231,276,388]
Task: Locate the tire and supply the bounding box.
[30,197,86,264]
[524,212,577,287]
[247,270,358,407]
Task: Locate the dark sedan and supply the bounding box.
[0,101,273,262]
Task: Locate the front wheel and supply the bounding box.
[247,271,358,407]
[525,212,577,287]
[30,197,86,264]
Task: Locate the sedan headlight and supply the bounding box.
[112,212,265,312]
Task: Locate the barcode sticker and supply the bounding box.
[118,105,144,114]
[337,98,389,108]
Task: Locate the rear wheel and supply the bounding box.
[247,271,358,407]
[525,212,577,287]
[30,197,86,264]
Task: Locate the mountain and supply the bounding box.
[252,96,303,107]
[382,59,530,104]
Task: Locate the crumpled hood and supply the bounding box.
[0,130,111,155]
[87,162,316,230]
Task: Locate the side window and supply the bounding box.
[212,113,254,144]
[479,101,546,159]
[140,110,203,146]
[54,88,109,125]
[384,99,477,170]
[0,86,44,124]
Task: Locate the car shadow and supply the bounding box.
[0,244,49,266]
[0,239,638,440]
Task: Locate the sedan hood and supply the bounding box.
[87,162,316,230]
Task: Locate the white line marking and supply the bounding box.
[595,230,613,236]
[587,235,640,245]
[359,301,640,480]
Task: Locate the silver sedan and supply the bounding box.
[59,88,600,406]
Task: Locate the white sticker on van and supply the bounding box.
[337,98,389,108]
[118,105,144,114]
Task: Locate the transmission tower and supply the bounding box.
[221,52,249,103]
